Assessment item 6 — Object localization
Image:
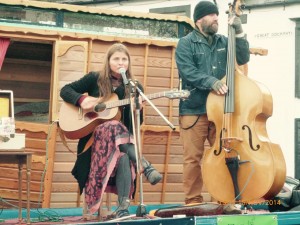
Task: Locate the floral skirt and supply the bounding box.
[84,120,136,214]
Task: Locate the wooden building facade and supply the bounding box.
[0,0,216,210]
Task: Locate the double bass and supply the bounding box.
[202,0,286,204]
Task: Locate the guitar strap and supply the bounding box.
[58,126,76,155]
[58,125,94,156]
[78,133,94,156]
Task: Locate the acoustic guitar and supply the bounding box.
[59,90,189,139]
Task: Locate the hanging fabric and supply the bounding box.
[0,37,10,70]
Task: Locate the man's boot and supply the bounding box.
[223,204,242,214]
[141,157,162,185]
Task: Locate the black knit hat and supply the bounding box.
[193,1,219,22]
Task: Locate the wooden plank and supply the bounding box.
[131,66,144,76]
[50,202,80,208]
[145,106,179,117]
[0,189,42,202]
[146,77,172,87]
[25,139,48,150]
[144,98,172,107]
[0,80,50,100]
[59,46,86,62]
[50,201,83,209]
[54,152,77,162]
[133,193,185,203]
[148,46,173,58]
[55,142,78,153]
[147,56,172,68]
[90,52,105,63]
[53,162,75,172]
[91,41,114,53]
[142,132,181,145]
[143,154,183,164]
[131,55,146,67]
[42,122,58,208]
[16,121,50,134]
[1,61,51,83]
[51,183,79,192]
[0,178,43,192]
[0,167,44,181]
[142,144,183,155]
[52,173,76,182]
[147,67,172,78]
[143,134,170,145]
[50,193,82,202]
[58,71,84,82]
[127,43,146,56]
[166,174,182,183]
[145,86,181,94]
[142,183,183,192]
[0,162,46,171]
[134,192,212,203]
[0,199,40,209]
[145,116,179,126]
[15,130,48,140]
[59,61,87,73]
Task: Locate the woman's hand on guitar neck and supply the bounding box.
[132,96,144,110]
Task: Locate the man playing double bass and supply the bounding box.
[175,0,250,214]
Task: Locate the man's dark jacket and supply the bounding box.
[175,30,250,115]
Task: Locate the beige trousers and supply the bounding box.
[179,114,216,204]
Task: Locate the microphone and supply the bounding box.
[119,68,129,85]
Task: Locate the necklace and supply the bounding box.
[110,76,123,87]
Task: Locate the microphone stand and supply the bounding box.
[126,79,175,217]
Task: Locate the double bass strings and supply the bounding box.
[222,25,236,147]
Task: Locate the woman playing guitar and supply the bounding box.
[60,43,162,218]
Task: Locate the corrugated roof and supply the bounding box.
[0,0,194,26]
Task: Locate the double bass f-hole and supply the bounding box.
[242,125,260,151]
[214,125,260,155]
[213,128,242,156]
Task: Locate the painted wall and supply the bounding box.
[244,5,300,178]
[93,0,300,177]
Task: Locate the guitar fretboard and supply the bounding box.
[106,91,168,109]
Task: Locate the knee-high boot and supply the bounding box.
[115,155,131,218]
[119,143,162,185]
[115,197,131,218]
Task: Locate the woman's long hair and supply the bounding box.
[97,43,135,102]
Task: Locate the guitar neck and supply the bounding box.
[106,91,167,109]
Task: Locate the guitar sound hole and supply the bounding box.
[85,112,98,120]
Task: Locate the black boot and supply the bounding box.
[115,197,130,218]
[141,157,162,185]
[119,144,162,185]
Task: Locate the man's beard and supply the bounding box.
[201,20,218,35]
